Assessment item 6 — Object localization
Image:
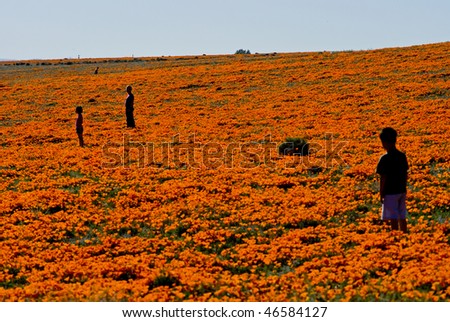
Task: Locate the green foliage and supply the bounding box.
[235,49,251,55]
[278,137,309,156]
[150,273,180,289]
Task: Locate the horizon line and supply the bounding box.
[2,41,449,62]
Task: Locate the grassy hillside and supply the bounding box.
[0,43,449,301]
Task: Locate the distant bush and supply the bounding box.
[278,137,309,156]
[235,49,251,55]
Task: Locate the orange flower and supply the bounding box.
[1,42,449,301]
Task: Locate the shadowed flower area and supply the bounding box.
[0,43,449,301]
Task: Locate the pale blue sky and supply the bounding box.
[1,0,449,60]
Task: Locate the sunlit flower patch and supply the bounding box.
[0,43,449,301]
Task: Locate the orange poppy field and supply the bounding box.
[0,42,449,301]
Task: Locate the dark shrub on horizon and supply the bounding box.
[235,49,251,54]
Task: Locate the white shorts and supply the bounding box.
[382,193,407,220]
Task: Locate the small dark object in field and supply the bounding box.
[307,166,323,174]
[278,137,309,156]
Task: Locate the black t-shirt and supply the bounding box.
[376,148,408,195]
[125,93,134,111]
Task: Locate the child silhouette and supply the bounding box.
[376,127,408,232]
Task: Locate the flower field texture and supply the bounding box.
[1,43,449,301]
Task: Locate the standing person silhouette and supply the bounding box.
[125,85,135,128]
[75,106,84,147]
[376,127,409,233]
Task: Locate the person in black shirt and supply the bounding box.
[376,127,408,232]
[125,85,136,128]
[75,106,84,147]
